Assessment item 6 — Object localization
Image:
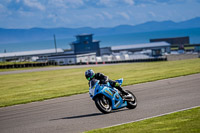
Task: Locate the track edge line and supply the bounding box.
[91,105,200,131]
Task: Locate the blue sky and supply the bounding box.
[0,0,200,29]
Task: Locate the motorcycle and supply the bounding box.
[89,78,137,114]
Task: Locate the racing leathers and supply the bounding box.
[89,73,129,96]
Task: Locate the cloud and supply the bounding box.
[47,0,67,10]
[96,0,114,7]
[0,0,200,28]
[123,0,135,5]
[94,0,136,8]
[133,0,192,6]
[118,12,130,20]
[64,0,84,8]
[96,13,105,20]
[18,9,34,17]
[0,3,6,13]
[102,11,113,19]
[0,3,4,10]
[15,0,21,3]
[47,0,84,9]
[23,0,45,11]
[0,3,13,17]
[148,11,156,17]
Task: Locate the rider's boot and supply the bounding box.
[116,86,133,100]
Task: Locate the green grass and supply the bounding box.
[171,47,195,50]
[85,107,200,133]
[0,58,200,107]
[0,61,43,65]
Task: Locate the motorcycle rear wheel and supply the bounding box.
[95,95,112,114]
[126,90,137,109]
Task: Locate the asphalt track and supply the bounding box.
[0,73,200,133]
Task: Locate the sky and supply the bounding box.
[0,0,200,29]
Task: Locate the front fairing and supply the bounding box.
[89,79,127,110]
[89,80,113,99]
[89,79,100,98]
[89,78,124,99]
[89,78,123,95]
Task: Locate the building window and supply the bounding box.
[59,60,64,64]
[84,41,89,44]
[86,47,91,50]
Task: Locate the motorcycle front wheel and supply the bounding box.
[95,95,112,114]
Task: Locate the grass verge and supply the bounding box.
[85,107,200,133]
[0,58,200,107]
[0,62,40,65]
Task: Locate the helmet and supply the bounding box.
[85,69,95,81]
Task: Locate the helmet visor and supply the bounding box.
[86,73,94,81]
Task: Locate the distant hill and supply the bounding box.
[0,17,200,44]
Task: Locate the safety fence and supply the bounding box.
[0,57,167,69]
[77,57,167,65]
[0,62,57,69]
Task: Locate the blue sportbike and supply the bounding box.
[89,78,137,114]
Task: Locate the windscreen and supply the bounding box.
[90,79,98,88]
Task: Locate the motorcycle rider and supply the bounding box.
[85,69,132,100]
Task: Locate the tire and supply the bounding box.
[126,90,137,109]
[95,95,112,114]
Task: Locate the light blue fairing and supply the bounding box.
[89,78,127,110]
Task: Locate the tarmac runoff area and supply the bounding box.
[0,73,199,133]
[0,64,122,75]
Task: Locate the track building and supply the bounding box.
[0,34,172,65]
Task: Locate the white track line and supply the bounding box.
[102,105,200,129]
